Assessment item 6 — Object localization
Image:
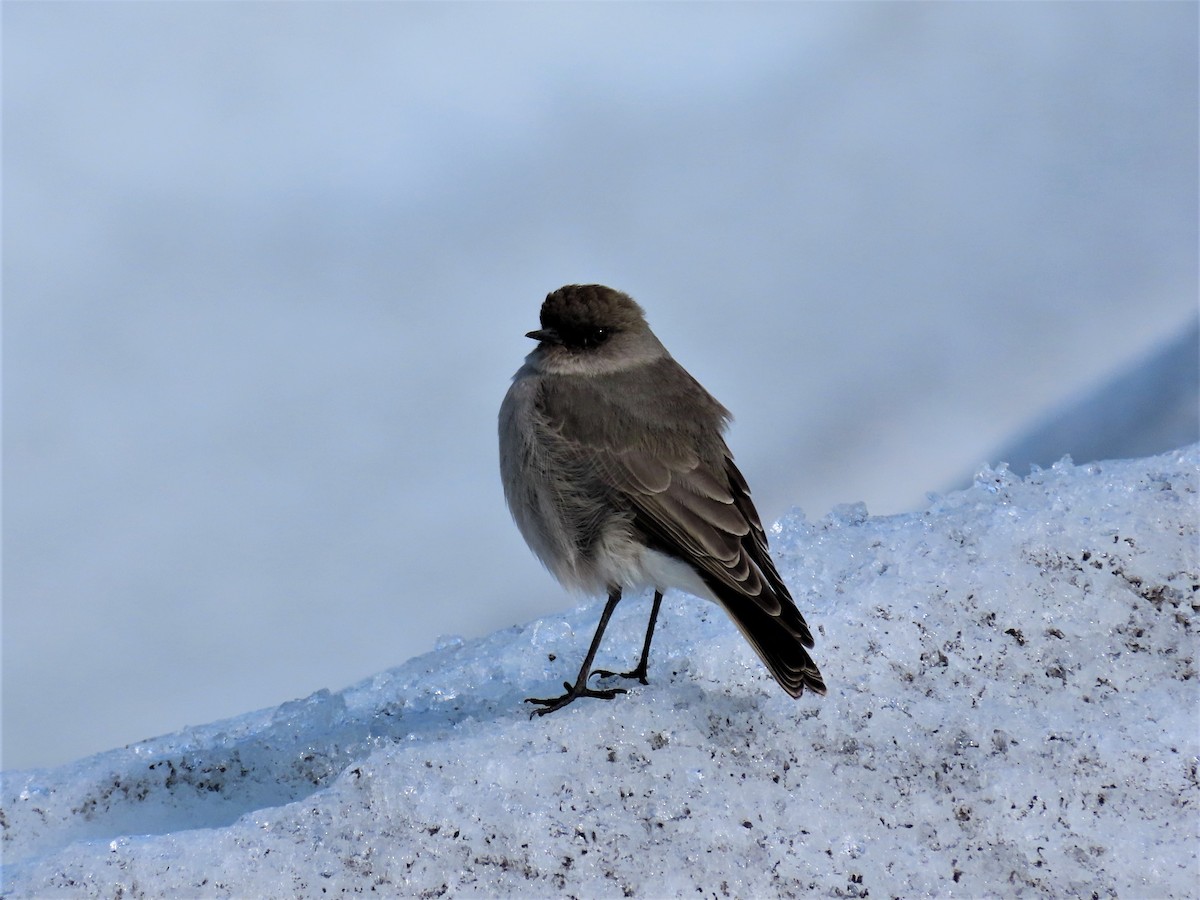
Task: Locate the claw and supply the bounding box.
[590,665,650,686]
[525,683,627,717]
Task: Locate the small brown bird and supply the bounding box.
[499,285,825,714]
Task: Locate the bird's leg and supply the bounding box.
[526,588,628,716]
[592,589,663,685]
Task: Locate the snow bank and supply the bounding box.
[986,316,1199,478]
[3,446,1197,897]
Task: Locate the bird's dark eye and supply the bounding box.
[558,325,612,350]
[580,327,609,349]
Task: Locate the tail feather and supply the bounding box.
[710,581,826,697]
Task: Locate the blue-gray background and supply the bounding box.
[5,2,1197,770]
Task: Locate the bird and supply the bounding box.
[498,284,825,715]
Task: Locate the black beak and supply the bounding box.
[526,328,561,344]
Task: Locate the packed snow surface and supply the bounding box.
[3,446,1197,897]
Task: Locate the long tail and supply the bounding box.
[710,581,826,697]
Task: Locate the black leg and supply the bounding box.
[592,589,663,685]
[526,588,628,716]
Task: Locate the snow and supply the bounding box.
[4,445,1196,898]
[986,316,1199,478]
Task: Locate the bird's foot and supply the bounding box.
[590,663,650,686]
[525,680,627,717]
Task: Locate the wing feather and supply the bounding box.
[535,357,825,696]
